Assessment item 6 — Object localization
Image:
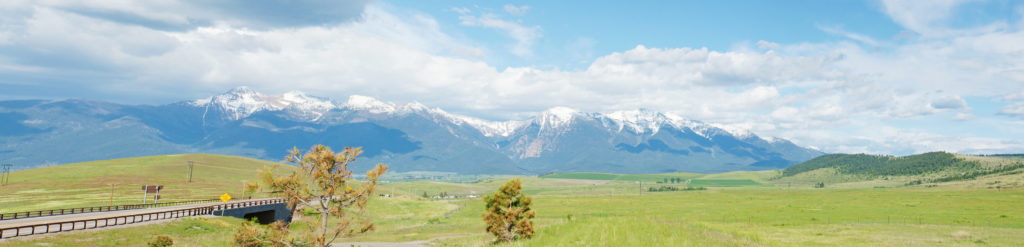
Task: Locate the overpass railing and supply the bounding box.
[0,198,285,239]
[0,199,220,221]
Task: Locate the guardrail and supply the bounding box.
[0,199,220,221]
[0,198,285,239]
[211,198,285,212]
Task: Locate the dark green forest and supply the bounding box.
[781,152,980,177]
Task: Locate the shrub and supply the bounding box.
[148,235,173,247]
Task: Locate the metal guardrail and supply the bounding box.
[0,199,221,221]
[0,198,285,239]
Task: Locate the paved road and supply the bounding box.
[0,198,269,238]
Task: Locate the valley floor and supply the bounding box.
[4,178,1023,247]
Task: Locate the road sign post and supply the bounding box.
[219,193,232,216]
[142,185,164,204]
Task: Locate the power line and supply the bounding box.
[187,161,194,183]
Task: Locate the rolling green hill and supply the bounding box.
[0,154,296,212]
[775,152,1024,188]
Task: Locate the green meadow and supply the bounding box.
[2,154,1024,246]
[0,154,295,212]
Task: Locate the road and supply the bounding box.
[0,198,269,239]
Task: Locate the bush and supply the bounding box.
[148,235,173,247]
[647,186,705,192]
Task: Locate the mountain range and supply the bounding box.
[0,87,823,174]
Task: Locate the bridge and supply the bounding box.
[0,198,291,239]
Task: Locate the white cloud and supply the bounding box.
[818,25,882,46]
[450,7,470,15]
[880,0,979,37]
[458,12,541,57]
[1005,91,1024,101]
[1001,102,1024,118]
[503,5,530,16]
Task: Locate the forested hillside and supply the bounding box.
[781,152,978,177]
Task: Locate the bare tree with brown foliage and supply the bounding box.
[482,178,536,242]
[235,144,388,247]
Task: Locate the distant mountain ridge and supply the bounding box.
[0,87,823,174]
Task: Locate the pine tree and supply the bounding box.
[482,178,536,242]
[237,144,388,247]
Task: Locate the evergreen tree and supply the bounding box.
[482,178,536,242]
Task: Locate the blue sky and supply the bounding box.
[0,0,1023,155]
[392,0,906,68]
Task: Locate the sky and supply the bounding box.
[1,0,1023,155]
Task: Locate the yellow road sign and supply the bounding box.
[220,193,232,202]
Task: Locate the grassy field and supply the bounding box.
[0,154,296,212]
[540,172,702,182]
[3,154,1024,246]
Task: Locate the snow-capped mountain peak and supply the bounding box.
[605,109,673,134]
[398,101,429,113]
[207,86,271,120]
[710,123,755,139]
[444,113,527,137]
[191,87,337,120]
[537,106,579,129]
[274,91,336,120]
[343,95,397,114]
[226,86,257,95]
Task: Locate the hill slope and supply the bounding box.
[0,154,296,212]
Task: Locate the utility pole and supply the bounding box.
[1,164,12,186]
[187,161,194,183]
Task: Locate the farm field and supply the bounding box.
[2,154,1024,246]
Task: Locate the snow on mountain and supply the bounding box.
[343,95,397,114]
[332,94,528,137]
[191,87,336,121]
[273,91,336,121]
[443,113,527,137]
[190,88,775,142]
[604,109,674,134]
[536,106,580,130]
[204,86,273,120]
[708,123,755,139]
[397,101,429,113]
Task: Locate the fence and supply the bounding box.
[0,199,220,220]
[0,198,285,239]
